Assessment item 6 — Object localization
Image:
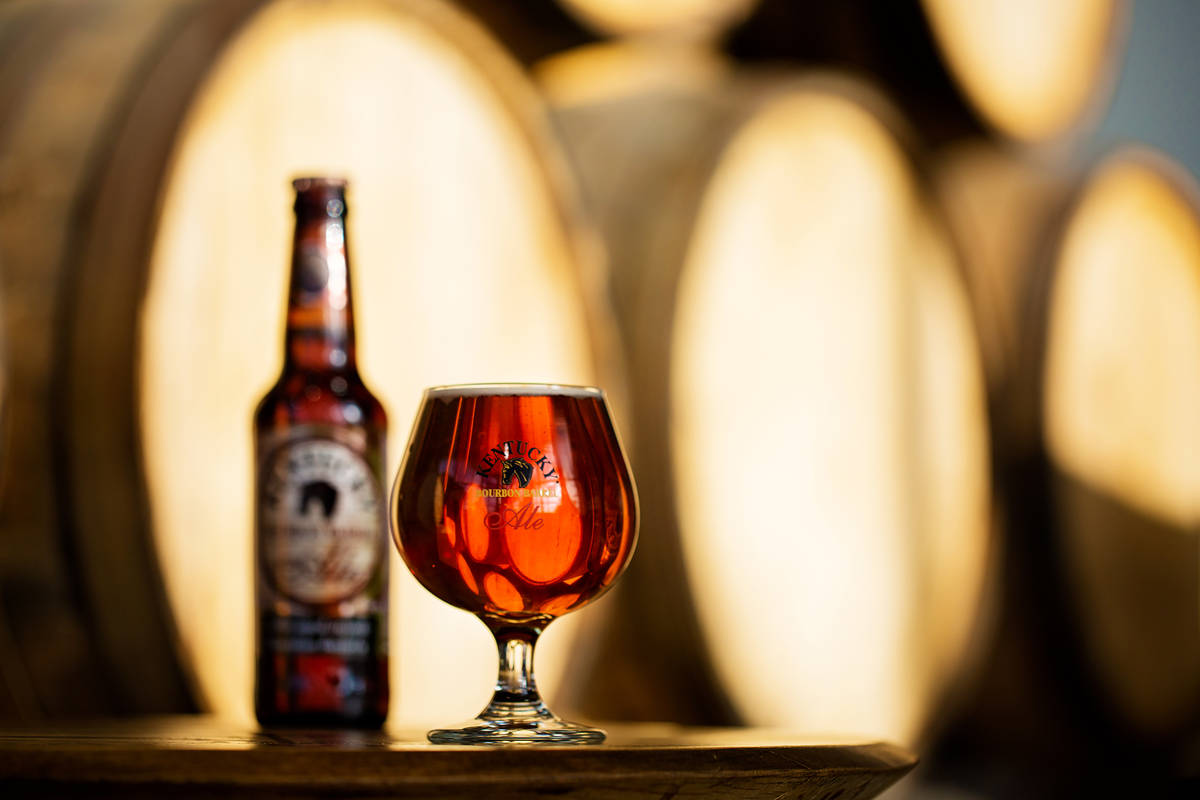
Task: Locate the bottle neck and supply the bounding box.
[284,189,356,373]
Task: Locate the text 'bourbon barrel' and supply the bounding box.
[254,178,389,727]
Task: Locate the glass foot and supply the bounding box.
[428,702,605,745]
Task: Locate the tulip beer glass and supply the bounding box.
[391,384,638,743]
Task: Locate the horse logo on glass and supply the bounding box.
[500,457,534,488]
[475,440,559,498]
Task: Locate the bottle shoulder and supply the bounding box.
[255,368,387,431]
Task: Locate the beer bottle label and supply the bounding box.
[259,437,385,606]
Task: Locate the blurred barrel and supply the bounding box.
[931,143,1074,407]
[0,0,206,719]
[727,0,1126,147]
[557,0,756,39]
[541,46,993,744]
[1039,149,1200,745]
[921,0,1126,143]
[443,1,592,68]
[0,0,618,723]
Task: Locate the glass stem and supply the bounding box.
[479,624,554,723]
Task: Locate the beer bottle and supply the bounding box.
[254,177,388,727]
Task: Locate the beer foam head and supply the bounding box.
[425,383,603,398]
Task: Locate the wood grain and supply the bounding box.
[0,717,915,800]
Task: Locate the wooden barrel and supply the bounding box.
[1038,149,1200,745]
[0,0,620,724]
[921,0,1127,143]
[541,47,994,745]
[726,0,1126,147]
[0,0,204,720]
[930,142,1074,406]
[557,0,757,39]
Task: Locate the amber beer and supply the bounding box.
[393,387,636,623]
[254,178,388,727]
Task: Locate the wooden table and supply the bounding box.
[0,716,915,799]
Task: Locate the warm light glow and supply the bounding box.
[536,40,730,108]
[1045,154,1200,527]
[908,209,992,697]
[671,90,990,744]
[1042,150,1200,737]
[141,0,602,725]
[558,0,757,38]
[922,0,1122,140]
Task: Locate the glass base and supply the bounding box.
[428,701,605,745]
